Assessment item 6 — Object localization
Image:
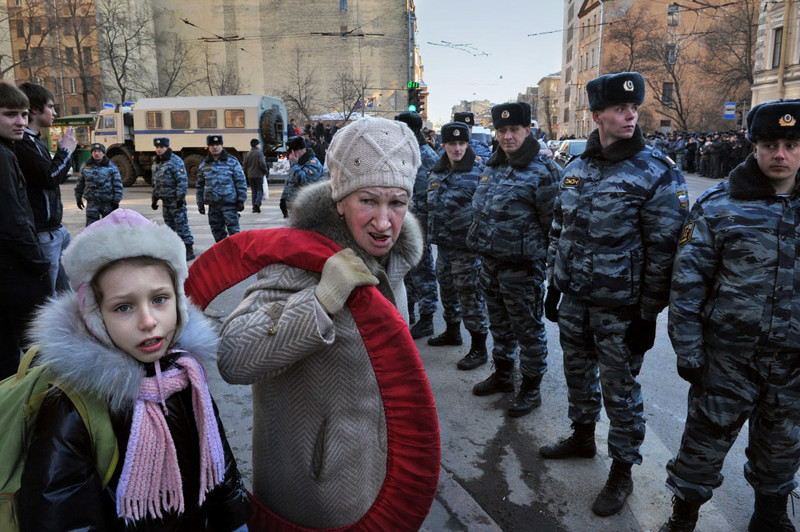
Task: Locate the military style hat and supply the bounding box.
[441,122,470,144]
[286,135,306,152]
[453,112,475,126]
[394,111,423,131]
[206,134,223,145]
[90,142,105,153]
[586,72,645,111]
[746,99,800,143]
[491,102,531,129]
[153,137,169,147]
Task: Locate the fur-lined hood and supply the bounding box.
[28,293,218,414]
[432,146,477,174]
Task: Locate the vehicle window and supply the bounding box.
[145,111,163,129]
[225,109,245,128]
[171,110,190,129]
[75,125,90,144]
[101,115,116,130]
[197,110,217,129]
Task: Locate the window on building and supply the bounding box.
[566,45,572,62]
[19,50,28,64]
[70,106,79,115]
[225,109,245,128]
[667,5,680,26]
[14,0,21,6]
[65,47,74,65]
[564,108,569,124]
[553,116,558,125]
[660,119,672,129]
[83,47,92,64]
[62,18,73,35]
[340,0,347,11]
[171,110,190,129]
[146,111,163,129]
[568,3,574,20]
[565,67,572,82]
[772,27,784,69]
[197,110,217,129]
[31,48,44,65]
[16,20,24,38]
[31,17,43,35]
[564,86,570,101]
[590,48,595,67]
[665,44,677,65]
[566,24,573,42]
[662,82,674,104]
[592,14,596,33]
[67,77,76,93]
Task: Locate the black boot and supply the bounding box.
[508,374,543,417]
[252,204,261,213]
[472,359,514,396]
[539,422,596,459]
[185,244,196,261]
[410,313,434,339]
[428,322,463,346]
[749,493,796,532]
[457,331,488,370]
[658,496,701,532]
[592,460,633,516]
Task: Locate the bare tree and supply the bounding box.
[329,71,365,122]
[63,0,101,112]
[0,5,25,79]
[604,3,660,73]
[11,0,53,81]
[157,36,201,96]
[203,47,241,96]
[282,48,317,122]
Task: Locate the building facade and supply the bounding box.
[751,0,800,105]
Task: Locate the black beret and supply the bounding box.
[586,72,645,111]
[453,112,475,126]
[250,138,260,147]
[153,137,169,147]
[441,122,470,144]
[90,142,105,153]
[206,134,223,145]
[491,102,531,129]
[747,99,800,143]
[394,111,423,131]
[286,135,306,151]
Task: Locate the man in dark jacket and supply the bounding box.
[243,138,268,213]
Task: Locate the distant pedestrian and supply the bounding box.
[196,134,247,242]
[279,135,324,217]
[75,143,123,226]
[151,137,194,260]
[243,138,269,213]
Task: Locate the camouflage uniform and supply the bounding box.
[405,142,439,318]
[75,157,123,226]
[470,138,492,162]
[666,154,800,503]
[547,128,689,464]
[196,149,247,242]
[280,150,324,210]
[468,135,561,378]
[152,148,193,245]
[427,147,488,334]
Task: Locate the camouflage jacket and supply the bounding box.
[669,154,800,369]
[75,157,123,204]
[468,134,561,268]
[426,147,482,251]
[410,143,439,225]
[151,149,188,205]
[196,150,247,206]
[470,139,492,161]
[548,128,689,320]
[280,150,325,207]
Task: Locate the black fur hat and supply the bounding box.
[286,135,306,152]
[491,102,531,129]
[746,99,800,143]
[153,137,169,147]
[453,112,475,126]
[441,122,470,143]
[90,142,105,153]
[586,72,645,111]
[206,134,223,145]
[394,111,423,131]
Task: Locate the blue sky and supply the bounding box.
[415,1,565,124]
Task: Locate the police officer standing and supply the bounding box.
[467,101,562,417]
[425,121,489,370]
[542,72,689,517]
[279,135,324,217]
[660,100,800,531]
[453,111,492,162]
[196,134,247,242]
[151,137,194,261]
[244,138,269,213]
[75,143,123,226]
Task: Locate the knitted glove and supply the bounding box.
[544,286,561,322]
[76,198,84,210]
[236,201,244,212]
[279,198,288,218]
[151,198,159,210]
[677,365,703,387]
[624,314,657,354]
[315,248,379,314]
[198,204,205,215]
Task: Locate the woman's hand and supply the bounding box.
[315,248,379,314]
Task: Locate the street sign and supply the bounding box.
[723,102,736,120]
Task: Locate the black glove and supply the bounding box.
[198,204,205,215]
[677,365,703,387]
[76,198,84,210]
[279,198,288,218]
[175,198,184,208]
[111,203,119,211]
[151,198,159,210]
[544,286,561,322]
[624,315,657,354]
[236,201,244,212]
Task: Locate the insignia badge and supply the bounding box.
[480,175,490,182]
[623,80,634,92]
[562,177,581,188]
[780,114,796,127]
[501,110,510,118]
[453,129,460,137]
[679,222,695,246]
[431,180,440,188]
[677,190,688,209]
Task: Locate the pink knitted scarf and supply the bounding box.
[116,353,225,522]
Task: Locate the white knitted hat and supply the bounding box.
[326,117,420,201]
[62,209,189,348]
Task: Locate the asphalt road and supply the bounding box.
[56,171,799,531]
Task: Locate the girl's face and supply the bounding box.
[97,262,178,364]
[336,186,408,257]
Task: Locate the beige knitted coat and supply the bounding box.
[217,181,423,528]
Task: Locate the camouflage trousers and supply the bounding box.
[435,246,488,334]
[163,204,194,245]
[405,242,438,316]
[557,295,645,464]
[666,346,800,503]
[479,256,547,378]
[207,204,240,242]
[85,202,116,226]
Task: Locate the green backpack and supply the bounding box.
[0,346,119,531]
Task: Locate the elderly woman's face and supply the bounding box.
[336,187,409,257]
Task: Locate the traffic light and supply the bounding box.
[417,93,425,114]
[407,88,420,112]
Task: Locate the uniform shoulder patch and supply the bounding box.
[679,222,695,246]
[562,176,581,188]
[430,180,440,188]
[677,189,689,209]
[480,174,490,183]
[650,149,677,169]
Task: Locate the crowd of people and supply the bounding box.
[2,70,800,531]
